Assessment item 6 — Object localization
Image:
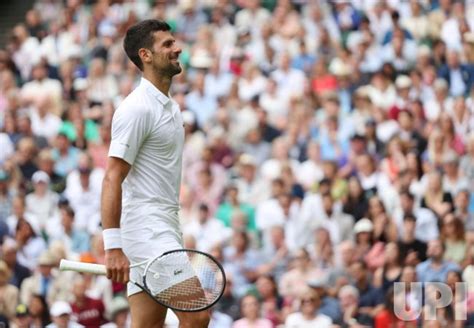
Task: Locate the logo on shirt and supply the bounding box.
[173,269,183,276]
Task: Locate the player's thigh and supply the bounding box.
[172,309,210,328]
[129,291,167,328]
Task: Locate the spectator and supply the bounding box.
[215,185,256,232]
[232,294,272,328]
[2,238,30,289]
[374,287,417,328]
[51,133,80,178]
[0,260,19,321]
[101,296,129,328]
[349,261,384,326]
[70,275,106,327]
[15,216,47,271]
[438,49,474,97]
[307,276,341,323]
[440,213,467,264]
[223,231,262,298]
[36,149,66,193]
[373,242,403,294]
[394,191,439,243]
[47,301,84,328]
[398,214,428,266]
[11,303,32,328]
[20,250,70,306]
[25,170,59,231]
[183,203,231,252]
[416,239,461,283]
[63,152,102,234]
[48,205,90,256]
[28,294,51,327]
[285,288,333,327]
[0,169,15,222]
[342,176,369,222]
[279,248,323,299]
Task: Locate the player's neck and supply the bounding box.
[143,71,172,96]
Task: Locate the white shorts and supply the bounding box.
[121,211,183,296]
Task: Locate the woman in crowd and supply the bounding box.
[367,195,398,243]
[440,213,467,264]
[232,294,272,328]
[342,176,368,222]
[255,275,284,327]
[374,242,403,294]
[421,171,453,218]
[28,294,51,327]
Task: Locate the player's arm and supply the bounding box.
[101,156,131,284]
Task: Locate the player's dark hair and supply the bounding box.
[123,19,171,71]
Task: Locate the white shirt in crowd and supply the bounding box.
[64,170,103,234]
[183,218,231,253]
[285,312,333,328]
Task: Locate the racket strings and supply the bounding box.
[144,251,225,311]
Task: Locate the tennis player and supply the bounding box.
[101,20,210,327]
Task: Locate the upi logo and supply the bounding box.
[394,282,468,321]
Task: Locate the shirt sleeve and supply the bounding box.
[108,105,152,165]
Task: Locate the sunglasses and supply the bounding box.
[301,298,316,304]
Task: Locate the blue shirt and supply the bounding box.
[319,296,342,323]
[416,259,461,283]
[185,91,218,128]
[52,147,80,177]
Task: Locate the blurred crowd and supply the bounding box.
[1,0,474,327]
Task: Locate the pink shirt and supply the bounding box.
[232,318,273,328]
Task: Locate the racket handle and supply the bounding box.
[60,259,107,275]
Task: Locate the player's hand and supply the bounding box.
[105,248,130,283]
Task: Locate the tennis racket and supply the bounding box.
[60,249,226,312]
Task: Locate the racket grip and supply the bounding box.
[60,259,107,275]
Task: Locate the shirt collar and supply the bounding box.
[140,77,171,106]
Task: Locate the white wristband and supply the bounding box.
[102,228,122,250]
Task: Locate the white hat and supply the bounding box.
[354,218,374,234]
[181,110,195,125]
[107,297,129,321]
[239,154,256,166]
[395,75,412,89]
[32,171,50,184]
[38,250,57,266]
[50,301,72,317]
[190,50,213,69]
[73,78,88,91]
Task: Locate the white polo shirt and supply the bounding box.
[109,77,184,233]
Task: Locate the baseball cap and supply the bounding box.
[32,171,50,184]
[50,301,72,317]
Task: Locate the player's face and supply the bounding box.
[149,31,182,76]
